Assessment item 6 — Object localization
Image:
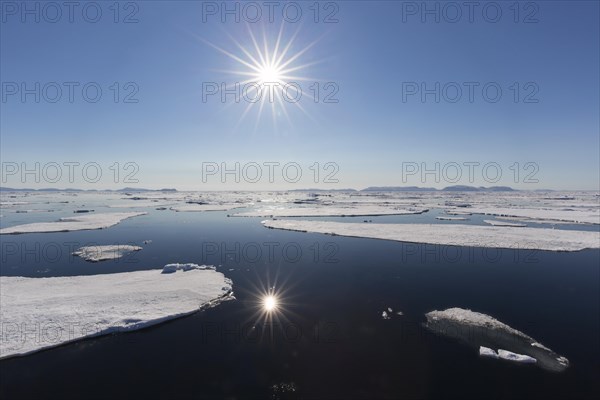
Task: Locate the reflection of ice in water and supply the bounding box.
[424,308,569,372]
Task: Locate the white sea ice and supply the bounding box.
[466,207,599,225]
[233,206,428,217]
[72,245,143,262]
[425,308,568,371]
[498,349,537,363]
[436,216,468,221]
[170,204,244,212]
[479,347,537,363]
[483,220,527,227]
[0,265,233,359]
[261,220,600,252]
[0,212,147,235]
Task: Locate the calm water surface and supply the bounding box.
[1,210,599,399]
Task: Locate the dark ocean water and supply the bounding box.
[1,210,599,399]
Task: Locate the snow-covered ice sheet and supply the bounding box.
[261,220,600,251]
[0,212,147,234]
[72,245,143,262]
[0,264,233,359]
[233,206,428,217]
[425,308,568,371]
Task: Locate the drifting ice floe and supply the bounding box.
[170,204,243,212]
[234,206,428,217]
[261,220,600,252]
[479,346,537,363]
[466,207,599,225]
[424,308,569,371]
[0,212,147,234]
[0,264,233,359]
[436,216,468,221]
[484,219,527,227]
[72,245,143,262]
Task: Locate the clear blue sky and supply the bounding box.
[1,1,598,190]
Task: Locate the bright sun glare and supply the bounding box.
[258,64,282,84]
[263,295,277,312]
[202,23,322,128]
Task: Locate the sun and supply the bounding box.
[263,294,278,312]
[258,64,282,84]
[201,22,323,129]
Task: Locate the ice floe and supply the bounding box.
[436,216,468,221]
[0,264,233,359]
[233,206,428,217]
[479,346,536,363]
[484,219,527,227]
[466,207,599,225]
[170,203,244,212]
[425,308,569,371]
[72,245,143,262]
[0,212,147,234]
[261,220,600,252]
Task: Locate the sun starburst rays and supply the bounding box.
[203,23,322,130]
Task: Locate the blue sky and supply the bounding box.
[1,1,598,190]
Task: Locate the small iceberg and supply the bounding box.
[72,245,142,262]
[424,308,569,372]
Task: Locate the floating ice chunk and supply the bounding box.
[467,207,599,225]
[0,265,233,359]
[425,308,569,371]
[484,219,527,227]
[170,204,243,212]
[261,220,600,252]
[234,206,428,217]
[479,347,536,363]
[436,216,468,221]
[498,349,537,363]
[382,311,391,320]
[162,263,213,273]
[72,245,142,262]
[445,210,473,216]
[479,346,499,359]
[0,212,147,235]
